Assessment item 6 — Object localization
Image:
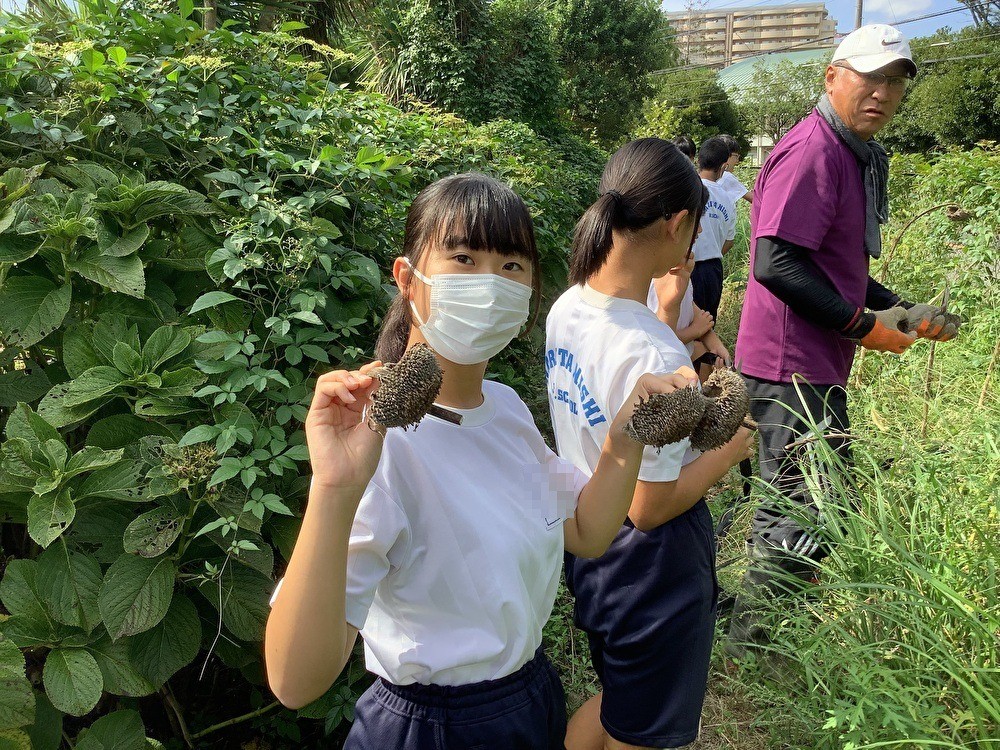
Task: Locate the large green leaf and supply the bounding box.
[59,367,126,409]
[140,326,190,371]
[150,367,205,397]
[0,617,58,649]
[196,565,271,642]
[188,291,240,315]
[37,382,111,428]
[133,396,199,417]
[26,691,61,750]
[26,489,75,549]
[0,368,52,410]
[99,555,175,640]
[112,343,142,378]
[42,649,102,717]
[97,223,149,258]
[47,162,119,191]
[0,560,50,623]
[0,638,34,731]
[36,545,103,632]
[0,729,31,750]
[73,709,145,750]
[128,594,201,687]
[86,635,155,697]
[70,505,131,564]
[0,233,42,264]
[0,278,71,349]
[123,507,183,558]
[62,325,101,378]
[76,461,145,501]
[3,404,59,449]
[91,317,140,366]
[85,415,171,451]
[64,446,123,479]
[67,246,145,298]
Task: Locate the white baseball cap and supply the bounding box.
[831,24,917,77]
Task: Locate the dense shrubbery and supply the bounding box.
[634,68,743,146]
[347,0,677,145]
[0,6,602,746]
[551,0,677,144]
[881,26,1000,152]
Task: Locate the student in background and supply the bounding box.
[690,136,738,322]
[650,250,731,382]
[717,134,753,205]
[263,173,696,750]
[671,135,696,164]
[547,139,754,750]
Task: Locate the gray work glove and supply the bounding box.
[903,303,961,341]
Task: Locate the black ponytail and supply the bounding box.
[569,138,708,285]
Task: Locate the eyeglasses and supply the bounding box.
[833,62,912,91]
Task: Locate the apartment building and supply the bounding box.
[665,3,839,66]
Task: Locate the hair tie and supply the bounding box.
[605,189,624,204]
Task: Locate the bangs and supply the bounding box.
[430,175,538,263]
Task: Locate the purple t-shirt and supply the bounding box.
[735,110,868,387]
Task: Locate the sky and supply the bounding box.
[660,0,977,40]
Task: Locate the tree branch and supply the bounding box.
[190,700,283,740]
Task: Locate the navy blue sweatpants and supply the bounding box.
[566,499,718,748]
[343,647,567,750]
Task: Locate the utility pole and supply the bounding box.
[855,0,863,29]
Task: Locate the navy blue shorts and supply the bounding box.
[691,258,724,320]
[343,647,567,750]
[566,499,718,748]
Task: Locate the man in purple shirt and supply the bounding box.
[728,24,959,657]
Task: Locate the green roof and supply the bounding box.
[718,48,834,101]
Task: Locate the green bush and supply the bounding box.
[552,0,678,145]
[881,27,1000,152]
[0,6,600,746]
[635,68,743,146]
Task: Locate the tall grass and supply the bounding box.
[718,147,1000,749]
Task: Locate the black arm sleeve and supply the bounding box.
[865,276,905,311]
[753,237,875,337]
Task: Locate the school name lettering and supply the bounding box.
[544,348,607,427]
[705,199,731,223]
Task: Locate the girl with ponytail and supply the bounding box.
[264,172,698,749]
[546,140,755,750]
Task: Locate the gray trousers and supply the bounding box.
[726,375,853,656]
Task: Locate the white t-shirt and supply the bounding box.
[647,279,695,357]
[269,380,588,686]
[718,170,749,203]
[691,178,737,263]
[546,284,694,484]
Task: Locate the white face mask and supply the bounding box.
[404,258,532,365]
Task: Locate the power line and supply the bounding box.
[655,3,971,75]
[651,3,974,76]
[644,47,1000,111]
[655,24,1000,91]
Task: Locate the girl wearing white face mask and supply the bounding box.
[264,173,698,749]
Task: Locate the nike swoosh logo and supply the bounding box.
[881,39,897,46]
[545,517,562,529]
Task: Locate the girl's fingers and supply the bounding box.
[673,365,698,382]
